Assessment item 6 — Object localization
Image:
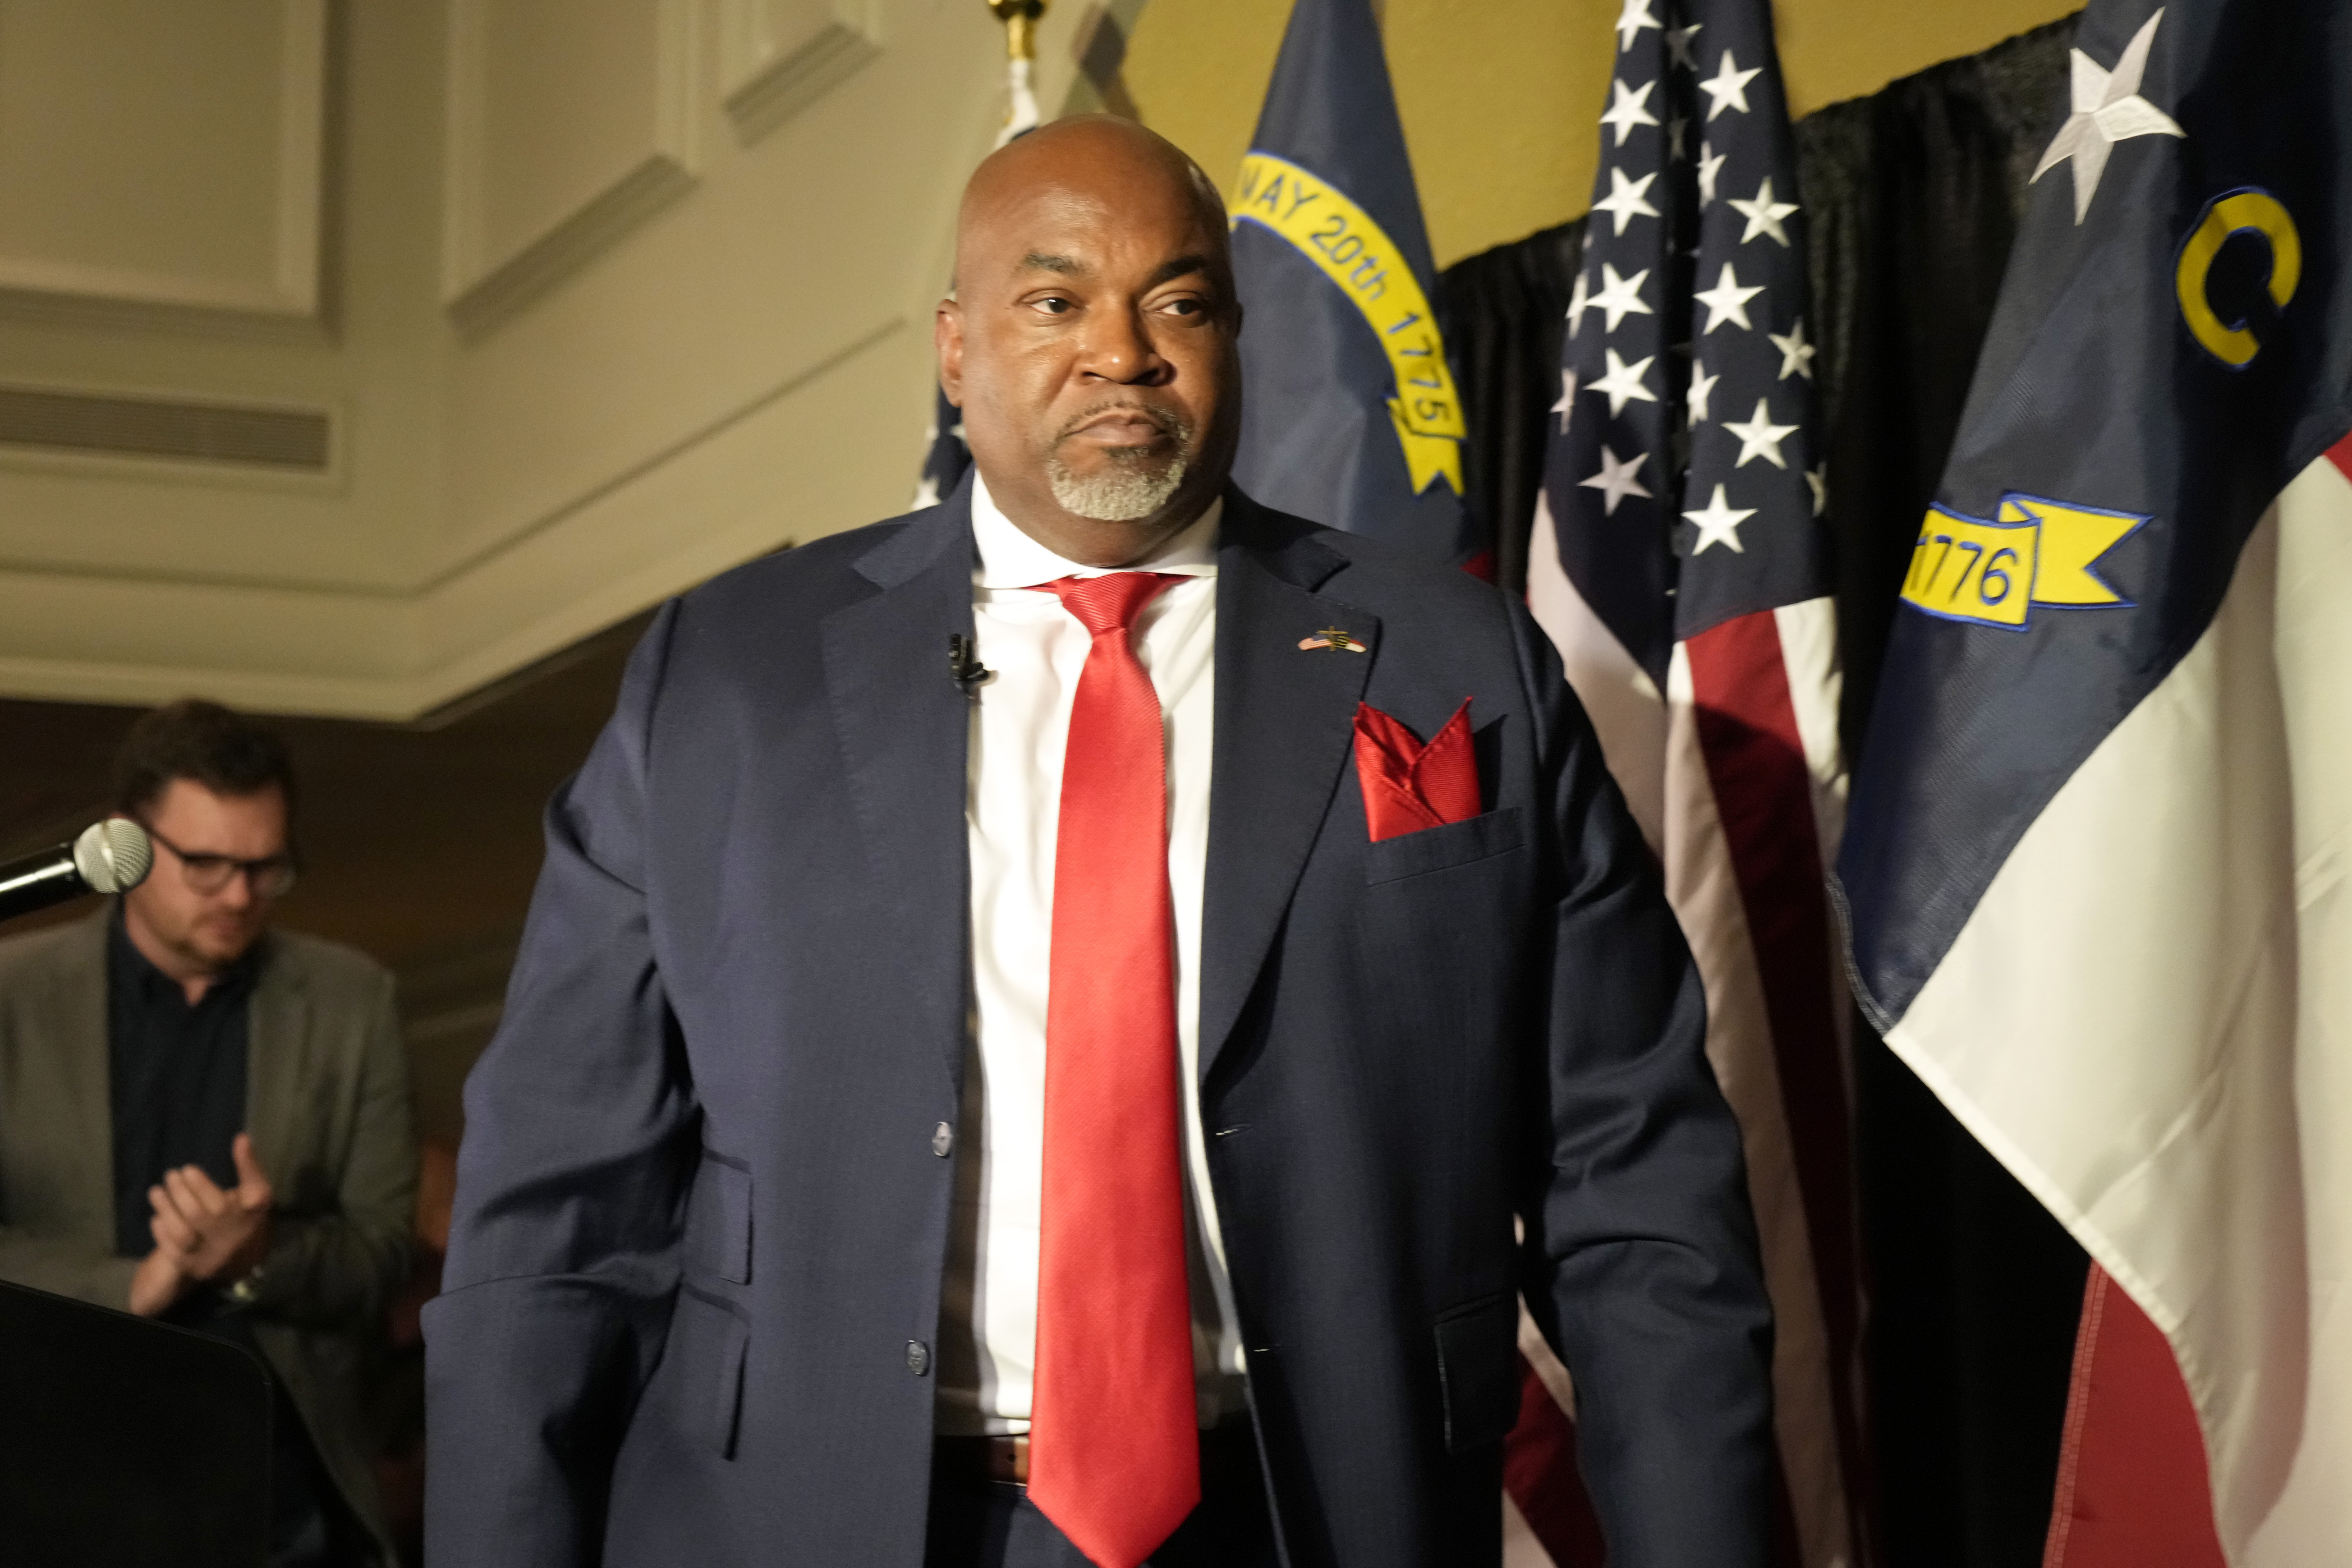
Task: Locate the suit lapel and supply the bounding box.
[1199,493,1377,1085]
[54,915,116,1229]
[820,483,978,1087]
[243,937,308,1175]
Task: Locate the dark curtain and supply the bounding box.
[1437,19,2095,1568]
[1436,217,1585,593]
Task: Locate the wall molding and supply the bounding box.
[441,0,701,339]
[0,0,327,321]
[718,0,883,144]
[444,154,696,338]
[0,318,910,719]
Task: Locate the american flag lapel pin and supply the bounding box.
[1298,626,1367,653]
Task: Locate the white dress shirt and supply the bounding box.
[935,474,1248,1438]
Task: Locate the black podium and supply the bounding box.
[0,1278,271,1565]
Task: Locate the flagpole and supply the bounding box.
[988,0,1047,146]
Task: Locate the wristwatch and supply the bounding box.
[225,1262,267,1305]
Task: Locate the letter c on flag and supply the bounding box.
[2175,188,2301,368]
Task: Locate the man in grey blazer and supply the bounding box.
[430,119,1773,1567]
[0,699,415,1566]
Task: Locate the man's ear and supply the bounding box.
[935,299,965,406]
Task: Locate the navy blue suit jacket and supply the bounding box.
[423,482,1773,1567]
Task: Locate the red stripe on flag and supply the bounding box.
[1683,611,1869,1540]
[2043,1267,2226,1568]
[1503,1356,1606,1567]
[2329,428,2352,484]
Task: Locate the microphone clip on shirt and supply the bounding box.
[948,634,993,697]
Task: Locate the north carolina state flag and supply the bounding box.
[1838,2,2352,1562]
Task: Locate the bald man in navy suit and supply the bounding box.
[427,117,1773,1568]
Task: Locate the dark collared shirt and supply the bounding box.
[102,910,349,1564]
[106,906,256,1259]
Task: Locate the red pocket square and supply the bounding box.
[1354,700,1479,842]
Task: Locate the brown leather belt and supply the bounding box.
[933,1433,1030,1484]
[934,1418,1253,1489]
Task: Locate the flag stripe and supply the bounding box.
[1502,1358,1606,1568]
[1526,494,1668,850]
[1535,509,1859,1566]
[2042,1266,2226,1568]
[1684,610,1867,1539]
[1663,648,1853,1568]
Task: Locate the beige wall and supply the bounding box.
[0,0,2070,721]
[0,0,1091,718]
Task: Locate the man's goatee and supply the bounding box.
[1045,454,1189,521]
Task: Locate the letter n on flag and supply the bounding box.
[1516,0,1866,1563]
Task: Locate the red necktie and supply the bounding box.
[1026,572,1200,1568]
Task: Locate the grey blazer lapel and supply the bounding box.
[820,480,978,1086]
[1199,492,1378,1085]
[244,935,310,1180]
[50,914,117,1233]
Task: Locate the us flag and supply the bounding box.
[1514,1,1865,1565]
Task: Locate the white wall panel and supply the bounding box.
[0,0,1100,719]
[717,0,881,143]
[442,0,699,334]
[0,0,324,318]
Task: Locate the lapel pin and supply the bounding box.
[1298,626,1367,653]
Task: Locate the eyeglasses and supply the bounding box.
[140,824,300,899]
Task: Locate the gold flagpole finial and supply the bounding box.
[988,0,1047,64]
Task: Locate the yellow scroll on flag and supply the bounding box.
[1900,493,2146,630]
[1230,152,1466,496]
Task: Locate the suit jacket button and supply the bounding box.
[907,1340,932,1376]
[931,1122,954,1157]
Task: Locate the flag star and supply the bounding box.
[1700,50,1763,121]
[1579,446,1653,515]
[1666,22,1703,71]
[1687,363,1720,423]
[1723,397,1799,469]
[1565,269,1594,338]
[1551,368,1580,432]
[1806,464,1829,516]
[1599,78,1662,147]
[1698,142,1727,207]
[1728,176,1800,247]
[1590,347,1659,416]
[1613,0,1663,52]
[1685,484,1756,553]
[2031,9,2184,224]
[1768,318,1817,379]
[1667,115,1690,161]
[1591,166,1662,235]
[1693,262,1764,332]
[1590,263,1653,331]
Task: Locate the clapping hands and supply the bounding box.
[128,1133,275,1317]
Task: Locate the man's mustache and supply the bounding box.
[1052,401,1194,446]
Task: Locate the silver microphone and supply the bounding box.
[0,819,155,924]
